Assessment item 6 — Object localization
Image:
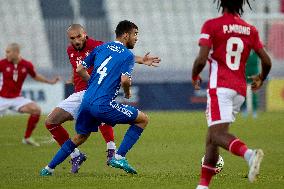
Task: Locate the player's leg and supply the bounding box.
[45,107,86,172]
[98,123,116,164]
[40,133,90,176]
[18,100,41,146]
[41,105,96,176]
[206,89,263,183]
[45,92,88,173]
[108,104,149,174]
[45,107,73,146]
[208,123,263,182]
[116,110,148,157]
[45,92,83,146]
[197,133,219,189]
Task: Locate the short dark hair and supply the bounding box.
[115,20,138,37]
[215,0,252,15]
[67,24,85,32]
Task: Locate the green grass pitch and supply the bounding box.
[0,111,283,189]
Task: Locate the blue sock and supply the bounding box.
[48,139,77,169]
[117,125,144,157]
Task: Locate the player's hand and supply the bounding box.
[142,52,161,67]
[124,90,132,99]
[192,75,202,90]
[65,79,74,84]
[49,76,61,84]
[248,74,263,91]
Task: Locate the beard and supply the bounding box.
[126,41,134,49]
[73,43,83,51]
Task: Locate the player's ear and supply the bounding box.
[122,32,129,40]
[82,31,87,38]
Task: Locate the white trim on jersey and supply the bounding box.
[200,33,210,39]
[209,58,218,88]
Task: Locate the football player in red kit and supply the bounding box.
[45,24,160,173]
[0,43,59,146]
[192,1,272,188]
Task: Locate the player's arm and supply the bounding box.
[121,55,135,99]
[135,52,161,67]
[76,47,97,81]
[191,45,210,90]
[76,64,90,82]
[33,73,60,84]
[28,62,60,84]
[250,48,272,91]
[121,75,131,99]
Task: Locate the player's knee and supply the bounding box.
[72,134,89,146]
[139,113,149,129]
[45,108,68,125]
[45,117,53,126]
[45,113,56,125]
[143,113,149,126]
[31,106,41,115]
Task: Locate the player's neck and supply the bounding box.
[115,38,126,47]
[223,8,239,16]
[12,58,20,65]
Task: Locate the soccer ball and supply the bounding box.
[201,155,224,174]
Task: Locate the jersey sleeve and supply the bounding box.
[251,27,264,51]
[199,20,213,47]
[121,54,135,78]
[82,47,98,69]
[27,62,36,78]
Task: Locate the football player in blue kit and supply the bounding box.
[40,20,148,176]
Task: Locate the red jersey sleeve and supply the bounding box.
[199,20,213,47]
[27,61,36,78]
[251,26,264,51]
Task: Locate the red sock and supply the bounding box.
[46,124,70,146]
[99,124,114,143]
[228,138,248,157]
[199,164,216,186]
[24,114,40,138]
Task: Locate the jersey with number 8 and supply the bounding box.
[199,13,263,96]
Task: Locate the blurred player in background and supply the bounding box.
[0,43,59,146]
[44,24,160,173]
[242,50,260,118]
[41,20,149,176]
[191,0,272,188]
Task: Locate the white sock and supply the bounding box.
[196,185,208,189]
[115,154,124,160]
[244,149,253,164]
[45,166,54,172]
[70,148,80,159]
[107,141,116,150]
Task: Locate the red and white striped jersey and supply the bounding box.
[199,13,263,96]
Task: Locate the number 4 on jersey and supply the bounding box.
[97,56,112,84]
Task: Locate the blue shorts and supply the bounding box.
[75,100,139,135]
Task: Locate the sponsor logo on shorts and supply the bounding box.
[110,100,133,117]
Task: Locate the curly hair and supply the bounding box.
[214,0,252,15]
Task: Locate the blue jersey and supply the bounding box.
[82,41,135,104]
